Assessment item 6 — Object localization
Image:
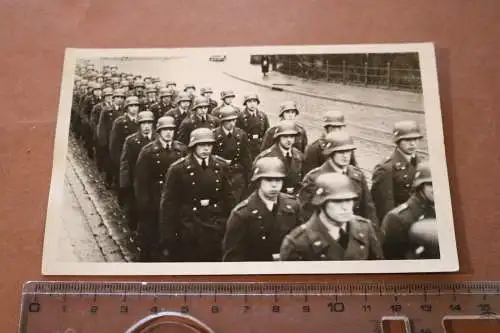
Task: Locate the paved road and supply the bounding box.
[60,56,426,262]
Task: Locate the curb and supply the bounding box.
[223,72,424,115]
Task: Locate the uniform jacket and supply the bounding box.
[280,213,384,261]
[303,137,325,174]
[134,139,187,219]
[164,106,189,130]
[298,159,379,226]
[79,93,97,123]
[177,114,219,145]
[223,191,303,261]
[150,102,174,120]
[381,192,437,260]
[91,101,113,133]
[260,123,308,153]
[236,107,270,159]
[97,104,122,148]
[109,115,139,168]
[371,149,421,222]
[254,144,304,195]
[212,126,252,179]
[159,153,235,259]
[119,132,154,191]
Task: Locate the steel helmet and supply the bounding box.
[392,120,423,143]
[152,77,161,83]
[323,110,346,127]
[322,131,356,156]
[243,93,260,105]
[125,96,140,107]
[111,77,120,84]
[144,76,152,82]
[137,111,155,123]
[413,161,432,188]
[220,90,236,99]
[218,105,239,122]
[273,120,299,140]
[192,96,210,110]
[184,84,196,91]
[251,156,286,182]
[311,172,358,206]
[146,85,157,94]
[159,88,174,98]
[93,83,102,90]
[102,87,114,96]
[134,80,146,88]
[200,87,213,95]
[110,65,118,70]
[156,116,177,131]
[80,79,89,87]
[176,92,192,104]
[113,88,126,98]
[166,80,176,87]
[279,101,299,117]
[120,80,129,87]
[188,127,216,148]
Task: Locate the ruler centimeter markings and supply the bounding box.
[18,281,500,333]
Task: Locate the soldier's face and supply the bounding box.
[196,106,209,118]
[93,89,102,98]
[135,87,144,95]
[422,183,434,202]
[127,105,139,117]
[325,125,343,133]
[203,92,213,99]
[167,84,176,90]
[398,138,419,155]
[147,92,156,100]
[158,128,175,142]
[223,97,234,105]
[140,122,153,136]
[145,79,152,85]
[246,100,258,110]
[161,96,172,104]
[331,150,353,168]
[81,87,88,94]
[259,178,283,200]
[104,95,113,103]
[114,96,125,106]
[279,135,295,150]
[111,69,118,75]
[194,143,213,159]
[222,119,236,131]
[281,110,297,120]
[97,78,104,84]
[185,88,195,95]
[323,199,354,224]
[179,101,190,110]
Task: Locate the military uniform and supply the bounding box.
[299,161,378,225]
[177,114,219,145]
[150,101,173,120]
[109,115,139,189]
[381,193,437,259]
[236,107,270,161]
[213,127,252,202]
[261,124,308,153]
[159,154,235,262]
[211,104,241,119]
[119,131,154,229]
[223,192,303,261]
[255,144,304,195]
[165,106,189,130]
[280,213,384,261]
[97,103,123,187]
[371,149,421,222]
[134,139,187,261]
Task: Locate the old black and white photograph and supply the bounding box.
[42,44,458,275]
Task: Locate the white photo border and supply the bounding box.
[42,43,459,275]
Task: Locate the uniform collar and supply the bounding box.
[193,154,208,167]
[318,211,347,241]
[327,158,347,175]
[222,126,234,136]
[396,148,416,163]
[159,138,172,149]
[278,144,292,157]
[257,190,278,212]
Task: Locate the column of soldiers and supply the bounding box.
[70,62,439,263]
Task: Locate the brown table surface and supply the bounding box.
[1,0,500,331]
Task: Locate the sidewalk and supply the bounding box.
[223,65,424,114]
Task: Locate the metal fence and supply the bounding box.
[275,56,422,93]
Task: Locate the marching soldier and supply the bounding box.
[199,87,218,113]
[298,131,378,226]
[223,157,303,261]
[165,91,192,130]
[303,110,351,174]
[119,111,155,230]
[91,87,114,171]
[184,83,196,98]
[280,173,384,261]
[213,106,252,202]
[151,88,175,120]
[109,96,140,190]
[381,162,438,259]
[133,80,146,100]
[254,120,304,196]
[236,93,270,161]
[144,85,158,110]
[177,96,219,145]
[211,90,240,119]
[81,83,103,158]
[166,81,177,90]
[159,128,235,262]
[71,79,88,138]
[134,116,188,262]
[371,120,424,222]
[97,88,125,188]
[111,77,121,90]
[260,101,308,152]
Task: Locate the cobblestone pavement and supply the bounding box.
[59,55,427,262]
